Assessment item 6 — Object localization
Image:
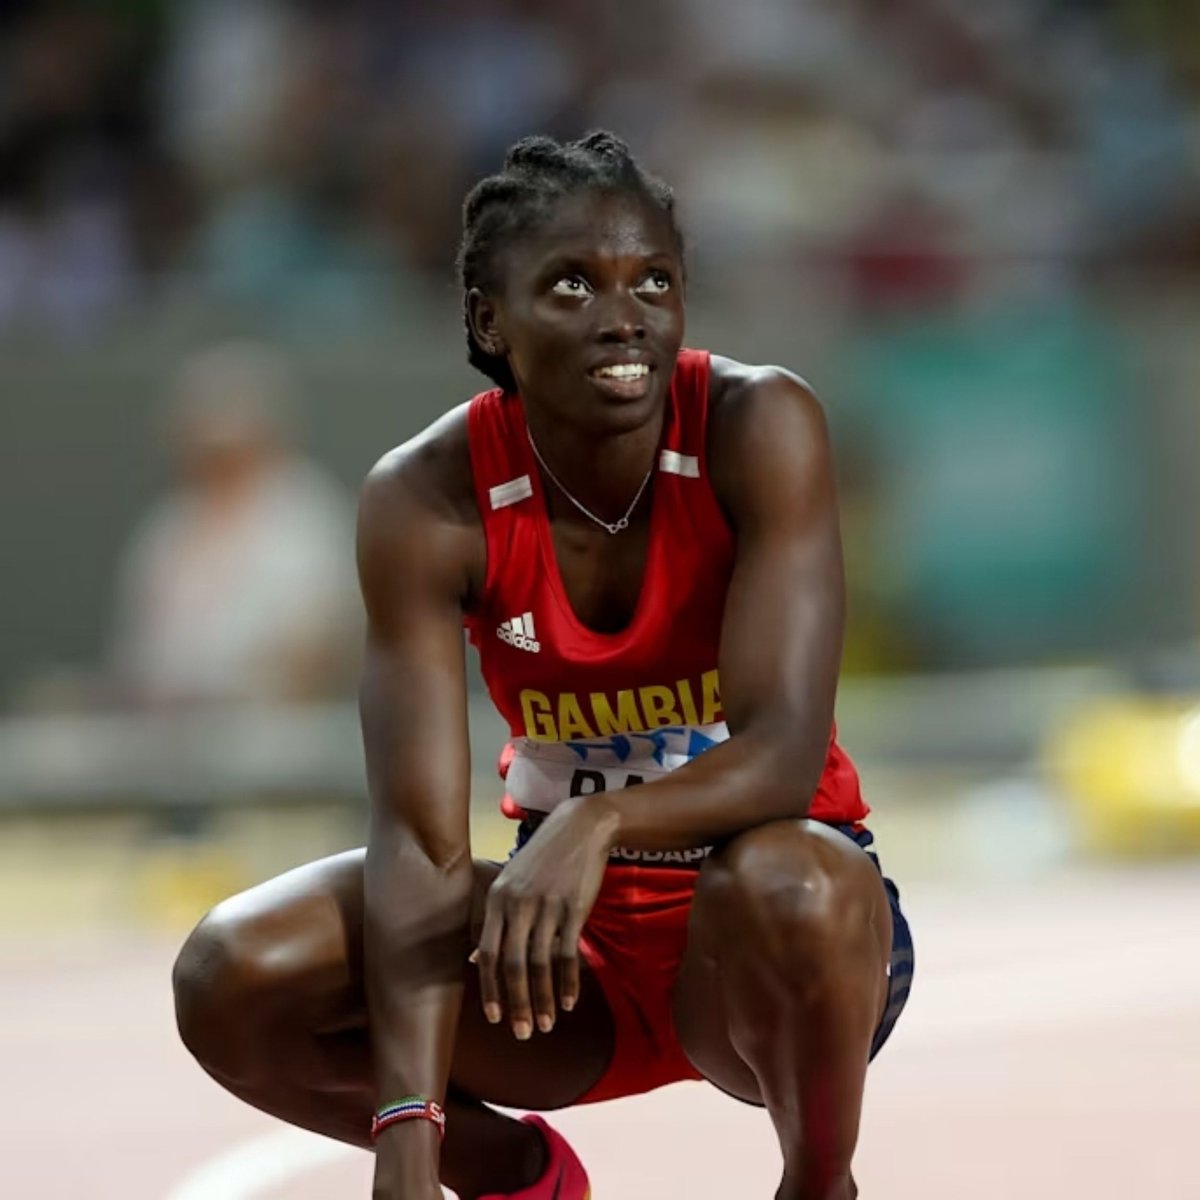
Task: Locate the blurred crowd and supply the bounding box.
[5,0,1200,706]
[2,0,1199,336]
[3,1,1200,848]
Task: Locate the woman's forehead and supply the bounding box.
[514,189,677,266]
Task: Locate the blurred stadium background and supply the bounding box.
[2,1,1199,1197]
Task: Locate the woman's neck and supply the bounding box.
[524,403,664,523]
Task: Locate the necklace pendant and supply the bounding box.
[611,518,629,533]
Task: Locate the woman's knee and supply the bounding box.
[697,820,882,977]
[174,850,366,1068]
[172,896,311,1080]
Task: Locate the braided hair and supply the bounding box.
[456,131,684,393]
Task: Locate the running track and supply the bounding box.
[4,864,1198,1199]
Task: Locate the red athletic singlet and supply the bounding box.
[464,348,868,868]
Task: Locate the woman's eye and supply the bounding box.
[636,271,672,295]
[551,276,590,296]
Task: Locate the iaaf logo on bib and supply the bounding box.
[497,611,540,653]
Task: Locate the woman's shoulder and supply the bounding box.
[706,353,827,453]
[360,402,478,530]
[357,403,487,604]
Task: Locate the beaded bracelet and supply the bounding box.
[371,1096,447,1141]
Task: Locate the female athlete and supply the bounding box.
[172,131,914,1200]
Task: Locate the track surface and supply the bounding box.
[4,865,1198,1199]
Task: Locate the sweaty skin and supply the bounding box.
[173,189,891,1200]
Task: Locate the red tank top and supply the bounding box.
[464,349,867,866]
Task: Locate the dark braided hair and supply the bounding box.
[456,131,685,393]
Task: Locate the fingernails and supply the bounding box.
[537,1014,553,1033]
[468,949,479,964]
[485,1004,501,1024]
[513,1020,532,1041]
[561,996,575,1013]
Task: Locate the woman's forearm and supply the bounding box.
[599,727,824,852]
[363,825,473,1123]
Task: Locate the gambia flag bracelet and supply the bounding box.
[371,1096,447,1141]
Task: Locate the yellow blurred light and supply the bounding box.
[1044,696,1200,853]
[1175,710,1200,799]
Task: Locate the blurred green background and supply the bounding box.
[3,0,1200,935]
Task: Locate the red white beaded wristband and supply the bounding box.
[371,1096,447,1141]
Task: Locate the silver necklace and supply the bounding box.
[526,427,653,535]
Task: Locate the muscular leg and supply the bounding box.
[672,820,892,1200]
[172,849,614,1200]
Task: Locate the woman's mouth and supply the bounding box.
[587,361,654,401]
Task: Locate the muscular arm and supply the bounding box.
[597,367,845,850]
[357,439,476,1188]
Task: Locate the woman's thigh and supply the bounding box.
[194,847,616,1111]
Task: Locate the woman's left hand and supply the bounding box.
[473,794,616,1039]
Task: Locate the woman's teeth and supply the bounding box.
[593,363,650,379]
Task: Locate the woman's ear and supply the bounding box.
[466,288,507,358]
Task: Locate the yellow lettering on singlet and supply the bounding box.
[590,688,643,735]
[700,669,723,725]
[557,693,596,741]
[640,684,683,728]
[677,678,700,726]
[520,690,557,741]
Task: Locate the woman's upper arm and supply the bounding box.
[710,368,845,752]
[356,448,478,869]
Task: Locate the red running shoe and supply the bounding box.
[479,1114,591,1200]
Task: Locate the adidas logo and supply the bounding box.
[497,611,541,653]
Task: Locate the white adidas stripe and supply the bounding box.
[659,449,700,477]
[489,475,533,509]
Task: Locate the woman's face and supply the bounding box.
[468,188,686,435]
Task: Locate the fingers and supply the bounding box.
[474,893,505,1026]
[557,906,585,1015]
[474,888,577,1039]
[502,900,537,1041]
[477,884,541,1039]
[529,900,563,1033]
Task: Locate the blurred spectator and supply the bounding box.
[108,341,359,709]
